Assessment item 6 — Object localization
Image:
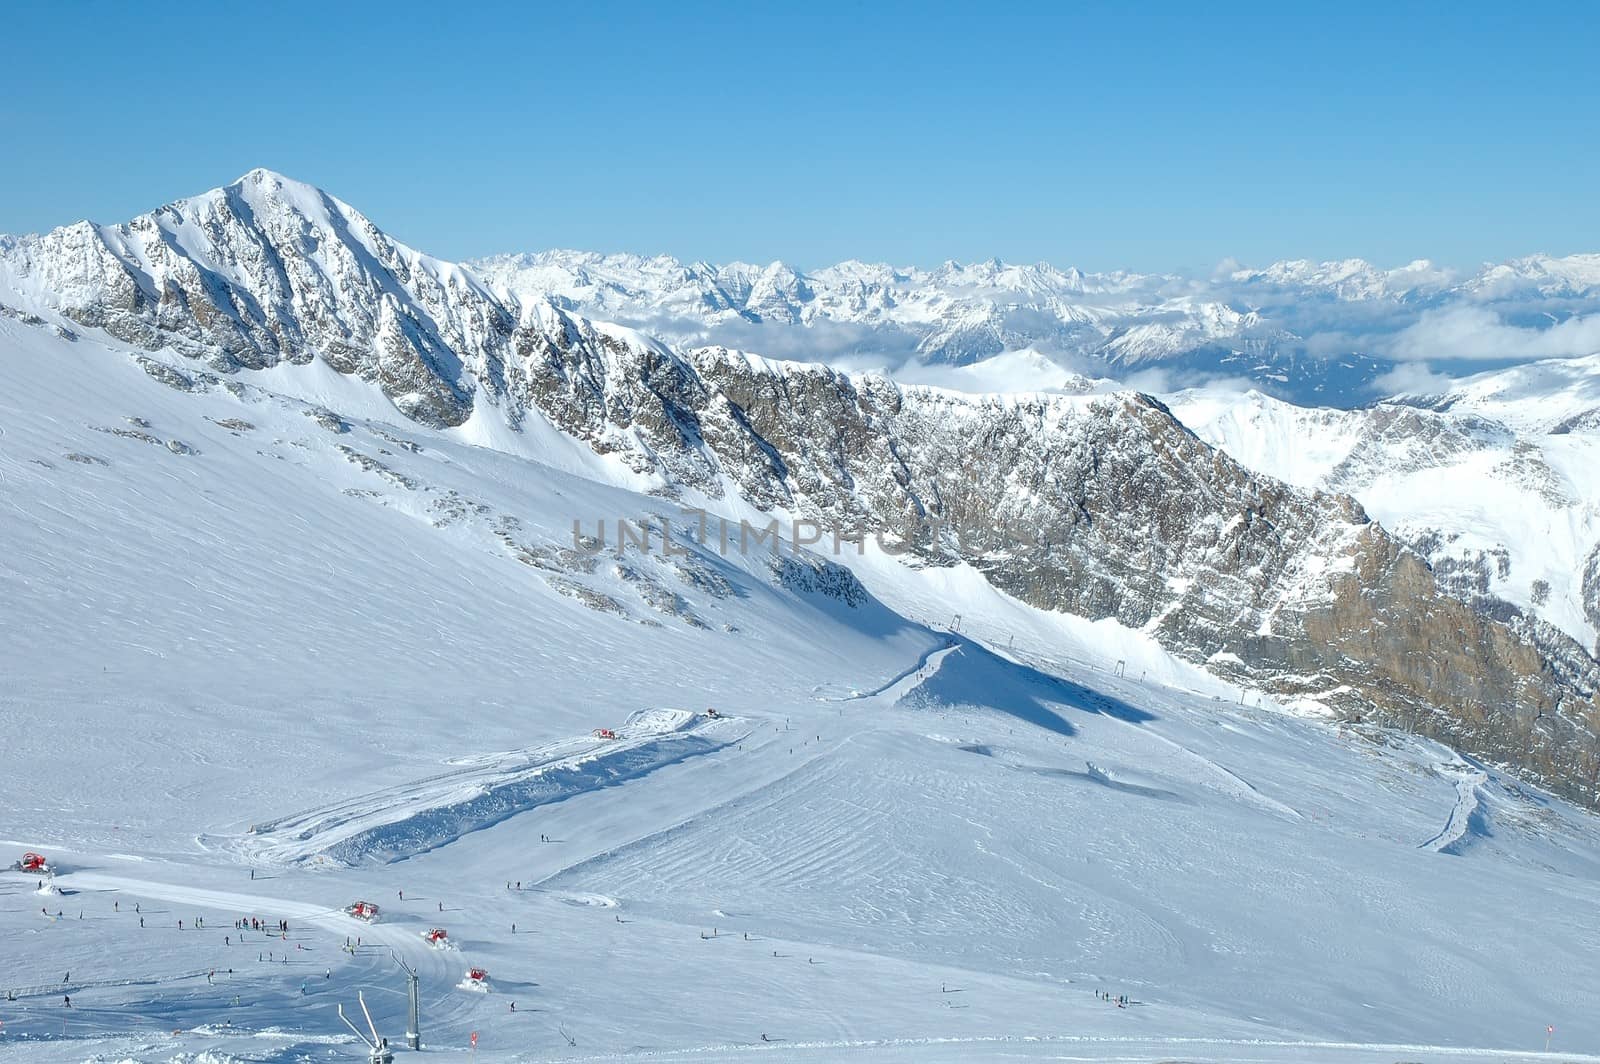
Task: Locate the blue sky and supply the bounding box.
[4,1,1596,272]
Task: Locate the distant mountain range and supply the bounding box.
[472,248,1600,405]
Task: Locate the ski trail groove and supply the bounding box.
[1418,765,1489,853]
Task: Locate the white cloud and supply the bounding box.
[1370,362,1458,396]
[1387,306,1600,362]
[886,349,1100,395]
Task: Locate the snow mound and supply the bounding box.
[234,714,750,866]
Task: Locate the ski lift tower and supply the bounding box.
[391,949,422,1050]
[337,991,395,1064]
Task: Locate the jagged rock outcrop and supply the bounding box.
[5,169,1598,804]
[1323,407,1510,494]
[1585,542,1600,657]
[0,170,494,426]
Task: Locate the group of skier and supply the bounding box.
[28,894,310,1011]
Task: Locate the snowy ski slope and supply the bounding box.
[2,318,1600,1062]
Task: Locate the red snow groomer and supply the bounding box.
[15,852,49,874]
[423,927,449,947]
[704,708,721,719]
[465,967,490,985]
[345,900,381,922]
[592,728,618,740]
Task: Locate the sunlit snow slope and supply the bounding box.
[2,318,1599,1063]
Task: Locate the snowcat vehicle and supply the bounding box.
[346,900,381,921]
[15,852,49,874]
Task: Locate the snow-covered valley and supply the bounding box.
[4,305,1600,1063]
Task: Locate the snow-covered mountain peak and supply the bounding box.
[226,165,342,212]
[1466,252,1600,298]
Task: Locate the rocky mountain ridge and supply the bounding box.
[3,169,1597,805]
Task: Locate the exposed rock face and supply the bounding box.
[0,170,491,427]
[1585,543,1600,657]
[685,353,1598,803]
[769,555,869,608]
[1287,532,1596,789]
[5,170,1598,804]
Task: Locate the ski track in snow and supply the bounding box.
[1418,764,1490,854]
[817,639,960,702]
[541,1033,1600,1063]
